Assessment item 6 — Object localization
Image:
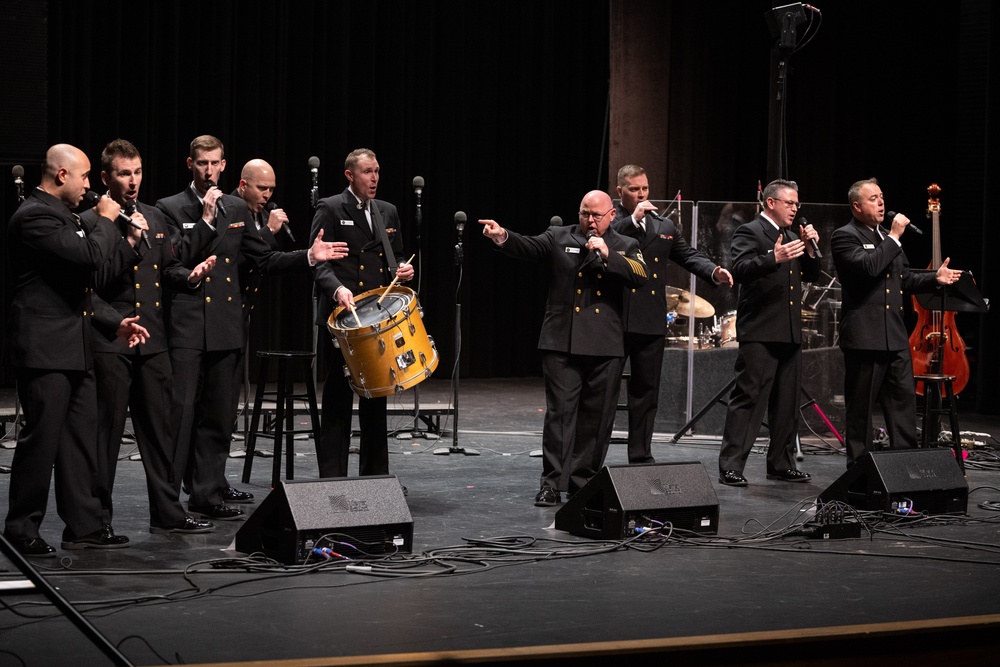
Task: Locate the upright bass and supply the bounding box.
[909,183,969,395]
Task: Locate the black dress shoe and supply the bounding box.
[7,536,56,558]
[62,529,130,550]
[719,470,749,487]
[766,468,812,483]
[401,485,408,497]
[150,516,216,534]
[534,487,561,507]
[188,504,245,521]
[222,487,255,504]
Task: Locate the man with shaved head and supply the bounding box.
[4,144,149,556]
[479,191,648,506]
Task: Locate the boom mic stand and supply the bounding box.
[435,212,478,455]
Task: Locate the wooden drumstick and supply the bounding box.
[348,302,360,328]
[377,254,415,305]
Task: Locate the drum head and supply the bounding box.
[335,290,409,329]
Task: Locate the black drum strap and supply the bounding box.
[370,202,399,277]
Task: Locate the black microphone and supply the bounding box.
[124,198,151,249]
[308,156,320,209]
[886,210,923,236]
[586,230,600,255]
[205,179,227,216]
[412,175,424,195]
[264,201,296,242]
[12,165,25,202]
[454,210,466,235]
[81,190,147,237]
[550,216,563,226]
[797,216,822,258]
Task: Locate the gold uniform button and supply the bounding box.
[654,257,659,263]
[153,264,158,270]
[135,283,141,289]
[653,273,657,279]
[886,305,890,310]
[576,289,582,295]
[206,297,212,303]
[359,281,364,287]
[228,296,232,302]
[631,288,636,293]
[225,258,231,264]
[886,289,890,293]
[790,285,794,291]
[597,274,603,280]
[206,277,212,283]
[155,301,160,307]
[254,288,259,293]
[135,302,141,308]
[154,282,160,287]
[596,290,602,296]
[651,290,656,295]
[594,308,600,314]
[133,265,139,271]
[226,277,231,283]
[575,307,580,313]
[578,272,583,278]
[82,310,87,316]
[360,265,365,270]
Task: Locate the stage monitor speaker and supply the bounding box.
[818,449,968,515]
[235,476,413,564]
[554,462,719,539]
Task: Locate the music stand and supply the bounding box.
[913,271,989,315]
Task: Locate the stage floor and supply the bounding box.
[2,377,1000,666]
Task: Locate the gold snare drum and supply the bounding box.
[326,286,439,398]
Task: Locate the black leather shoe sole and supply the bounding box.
[61,532,130,550]
[189,505,245,521]
[150,517,216,534]
[222,488,255,504]
[766,470,812,483]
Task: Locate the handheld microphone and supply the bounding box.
[205,179,227,216]
[308,156,320,209]
[412,175,424,196]
[886,210,923,235]
[81,191,147,238]
[550,216,563,226]
[264,201,296,242]
[798,216,821,258]
[124,198,151,249]
[586,230,600,255]
[454,210,466,235]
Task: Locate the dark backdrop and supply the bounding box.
[2,0,997,411]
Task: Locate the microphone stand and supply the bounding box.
[402,177,438,440]
[435,213,477,456]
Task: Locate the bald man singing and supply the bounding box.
[4,144,149,556]
[480,191,648,506]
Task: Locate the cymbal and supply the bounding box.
[665,286,715,318]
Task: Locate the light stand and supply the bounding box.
[435,212,478,456]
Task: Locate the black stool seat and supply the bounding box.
[914,374,964,473]
[242,351,322,488]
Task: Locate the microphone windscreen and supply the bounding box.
[308,156,320,170]
[454,211,467,224]
[550,216,563,226]
[412,175,425,189]
[12,165,24,178]
[264,201,278,213]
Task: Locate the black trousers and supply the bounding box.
[718,341,801,474]
[95,351,185,527]
[169,347,241,507]
[316,326,389,478]
[540,352,623,495]
[622,332,664,464]
[842,347,917,467]
[4,368,104,542]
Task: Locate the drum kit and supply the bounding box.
[326,285,439,399]
[664,286,736,349]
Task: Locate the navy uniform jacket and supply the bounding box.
[499,225,648,357]
[84,202,191,355]
[6,188,127,370]
[155,187,308,351]
[731,215,820,344]
[831,218,938,352]
[310,188,406,326]
[612,205,717,336]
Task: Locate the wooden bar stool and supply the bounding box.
[241,351,322,488]
[914,374,964,473]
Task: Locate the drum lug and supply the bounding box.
[408,321,416,335]
[332,337,341,349]
[379,338,386,354]
[419,351,427,367]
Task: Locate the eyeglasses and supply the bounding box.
[579,208,613,221]
[771,198,801,210]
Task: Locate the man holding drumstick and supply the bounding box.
[310,148,414,484]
